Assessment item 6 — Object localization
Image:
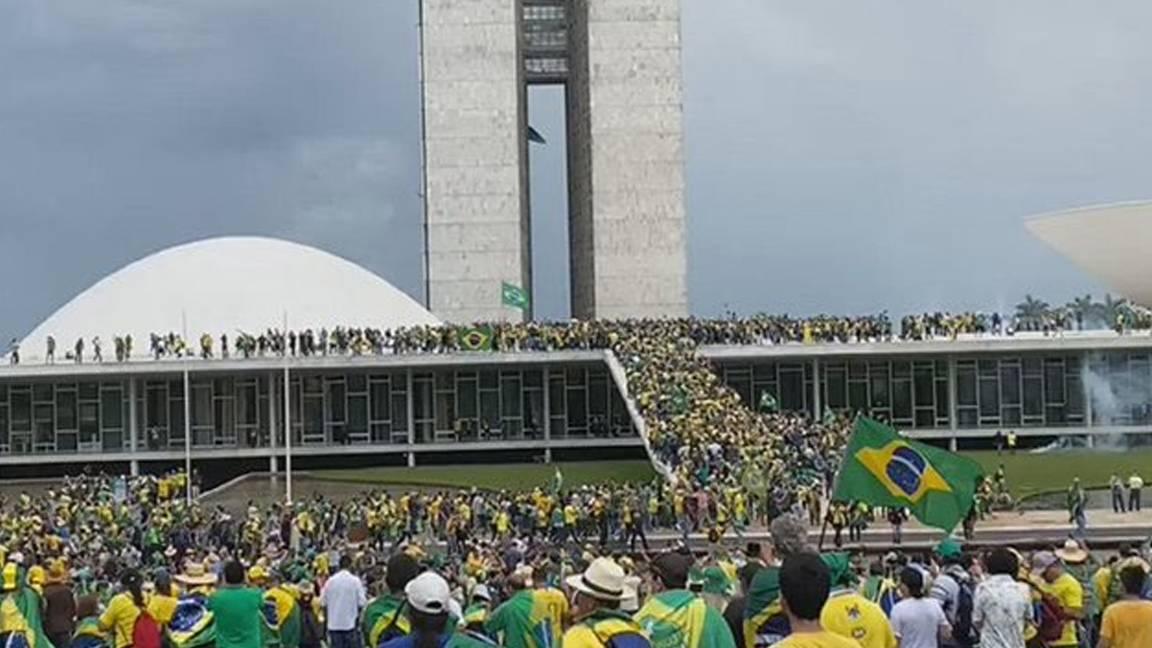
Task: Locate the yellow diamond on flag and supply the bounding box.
[855,441,952,503]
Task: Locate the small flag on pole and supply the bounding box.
[501,282,530,311]
[550,466,564,494]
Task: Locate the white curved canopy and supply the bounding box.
[20,237,437,359]
[1026,201,1152,306]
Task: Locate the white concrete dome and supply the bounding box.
[20,237,438,359]
[1026,201,1152,306]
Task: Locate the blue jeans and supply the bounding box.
[330,629,362,648]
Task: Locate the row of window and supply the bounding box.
[0,367,637,456]
[719,352,1152,429]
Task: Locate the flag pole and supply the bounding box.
[283,311,293,505]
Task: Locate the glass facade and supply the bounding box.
[0,363,636,457]
[720,351,1152,430]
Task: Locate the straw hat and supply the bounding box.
[175,562,217,586]
[1055,539,1088,564]
[565,558,634,602]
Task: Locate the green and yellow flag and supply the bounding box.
[501,282,530,311]
[637,590,735,648]
[458,326,494,352]
[832,418,984,531]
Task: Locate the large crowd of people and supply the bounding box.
[9,294,1152,367]
[2,473,1150,648]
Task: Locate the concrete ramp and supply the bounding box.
[602,350,677,483]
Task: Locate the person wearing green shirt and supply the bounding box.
[211,562,266,648]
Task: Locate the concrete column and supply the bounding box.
[406,369,416,446]
[811,358,821,419]
[267,372,279,474]
[948,356,958,451]
[128,378,139,476]
[407,452,416,468]
[542,366,552,463]
[1083,351,1094,428]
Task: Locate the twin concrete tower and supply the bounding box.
[421,0,688,323]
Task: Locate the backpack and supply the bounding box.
[132,609,163,648]
[950,579,977,648]
[1034,591,1066,643]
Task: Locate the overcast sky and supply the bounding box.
[3,0,1151,343]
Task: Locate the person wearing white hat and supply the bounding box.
[380,572,491,648]
[562,558,649,648]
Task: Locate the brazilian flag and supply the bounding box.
[832,418,984,531]
[263,586,301,648]
[458,326,494,352]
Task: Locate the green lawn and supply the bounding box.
[309,460,656,491]
[962,449,1152,497]
[309,451,1149,498]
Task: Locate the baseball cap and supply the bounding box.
[1031,551,1060,575]
[934,539,963,560]
[405,572,452,615]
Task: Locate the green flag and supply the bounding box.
[501,282,530,311]
[832,417,984,531]
[822,406,837,425]
[458,326,494,351]
[758,390,778,413]
[550,466,564,494]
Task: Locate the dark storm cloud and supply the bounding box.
[3,0,1152,344]
[0,0,424,343]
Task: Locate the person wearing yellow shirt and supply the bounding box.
[148,571,179,628]
[495,511,510,539]
[1098,563,1152,648]
[562,559,648,648]
[819,556,895,648]
[772,554,859,648]
[99,569,146,648]
[1032,551,1083,648]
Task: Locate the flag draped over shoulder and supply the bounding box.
[742,568,789,648]
[458,326,494,352]
[363,595,410,648]
[485,588,567,648]
[636,590,735,648]
[264,587,301,648]
[832,417,984,531]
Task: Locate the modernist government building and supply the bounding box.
[3,0,1152,475]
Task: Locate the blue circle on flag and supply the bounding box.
[886,447,927,497]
